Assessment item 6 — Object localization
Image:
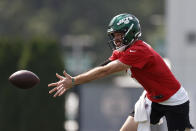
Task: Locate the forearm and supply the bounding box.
[73,66,109,85]
[99,59,112,66]
[73,60,129,86]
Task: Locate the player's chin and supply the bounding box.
[115,44,121,48]
[115,41,123,46]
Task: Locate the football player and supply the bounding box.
[48,13,193,131]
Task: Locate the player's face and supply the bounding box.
[113,32,123,47]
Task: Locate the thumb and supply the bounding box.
[63,70,72,79]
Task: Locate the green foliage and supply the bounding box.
[0,0,165,65]
[0,37,65,131]
[0,0,164,38]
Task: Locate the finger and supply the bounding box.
[63,70,71,78]
[56,84,63,90]
[56,73,64,80]
[49,87,58,94]
[49,84,63,95]
[59,88,67,96]
[57,80,65,86]
[58,88,66,96]
[53,86,64,97]
[50,84,63,94]
[48,82,58,87]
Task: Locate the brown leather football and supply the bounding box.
[9,70,40,89]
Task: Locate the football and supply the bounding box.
[9,70,40,89]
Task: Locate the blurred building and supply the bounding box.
[79,84,166,131]
[166,0,196,129]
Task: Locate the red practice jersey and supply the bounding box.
[109,40,181,102]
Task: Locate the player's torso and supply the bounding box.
[112,40,181,102]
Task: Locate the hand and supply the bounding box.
[48,70,73,98]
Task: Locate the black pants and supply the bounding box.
[130,101,194,131]
[150,101,193,131]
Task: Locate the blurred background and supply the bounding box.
[0,0,195,131]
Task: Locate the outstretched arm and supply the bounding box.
[75,60,127,84]
[48,60,129,97]
[99,59,112,66]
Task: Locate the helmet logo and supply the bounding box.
[117,16,133,26]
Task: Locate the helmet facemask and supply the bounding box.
[107,32,128,52]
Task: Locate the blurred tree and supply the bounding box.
[0,37,65,131]
[0,0,164,38]
[0,0,165,64]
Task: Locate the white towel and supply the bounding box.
[134,91,148,122]
[134,91,152,131]
[134,91,163,131]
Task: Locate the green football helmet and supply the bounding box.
[107,13,141,51]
